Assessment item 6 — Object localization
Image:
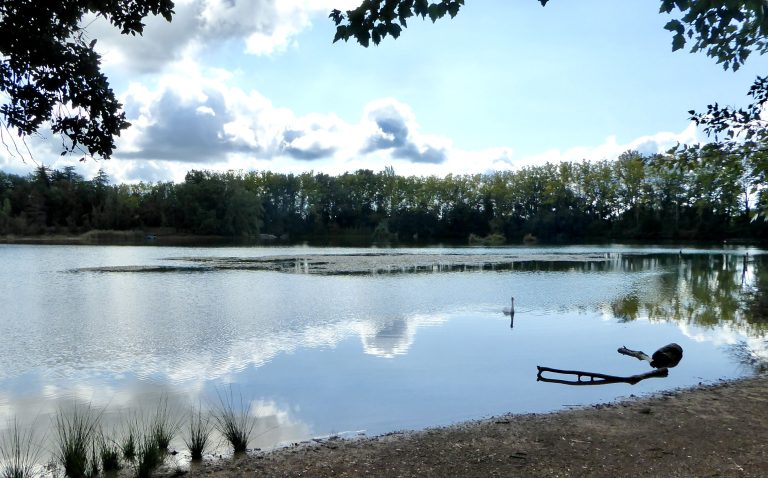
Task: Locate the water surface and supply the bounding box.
[0,244,765,453]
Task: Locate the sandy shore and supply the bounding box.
[184,374,768,477]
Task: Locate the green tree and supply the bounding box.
[0,1,174,159]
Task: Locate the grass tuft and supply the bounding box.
[54,405,101,478]
[97,431,121,473]
[149,398,180,452]
[120,417,139,461]
[212,388,256,454]
[0,419,43,478]
[134,433,163,478]
[183,406,212,460]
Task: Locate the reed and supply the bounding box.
[133,433,162,478]
[97,431,121,473]
[149,398,180,451]
[54,405,101,478]
[0,419,43,478]
[121,426,137,462]
[183,406,212,460]
[212,389,256,453]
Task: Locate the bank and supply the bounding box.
[189,374,768,477]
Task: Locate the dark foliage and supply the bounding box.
[1,146,766,243]
[0,1,174,159]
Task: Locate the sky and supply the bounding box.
[1,0,765,184]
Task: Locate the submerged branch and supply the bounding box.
[536,366,669,386]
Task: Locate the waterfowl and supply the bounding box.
[502,297,515,316]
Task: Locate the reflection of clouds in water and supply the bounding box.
[0,382,310,455]
[0,309,448,435]
[249,399,309,448]
[678,322,768,363]
[359,314,447,358]
[678,322,746,347]
[136,312,447,382]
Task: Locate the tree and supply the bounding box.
[330,0,465,46]
[0,1,174,159]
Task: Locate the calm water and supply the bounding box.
[1,244,766,453]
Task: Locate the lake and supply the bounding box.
[0,243,766,456]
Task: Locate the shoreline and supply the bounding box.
[187,374,768,477]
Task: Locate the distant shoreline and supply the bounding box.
[0,231,254,246]
[2,231,764,248]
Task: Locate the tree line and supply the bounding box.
[1,144,766,243]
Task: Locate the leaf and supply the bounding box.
[671,33,686,51]
[664,19,684,34]
[387,23,403,38]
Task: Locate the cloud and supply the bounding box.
[507,122,702,170]
[113,66,281,165]
[277,114,345,161]
[0,59,703,186]
[362,100,449,164]
[103,69,457,178]
[89,0,360,74]
[121,88,251,162]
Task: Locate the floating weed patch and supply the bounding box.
[212,389,256,454]
[54,405,101,478]
[183,406,212,460]
[0,419,43,478]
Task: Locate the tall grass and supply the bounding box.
[0,419,43,478]
[121,426,137,462]
[183,406,212,460]
[116,409,165,478]
[149,398,180,451]
[212,389,256,453]
[54,405,101,478]
[97,430,121,473]
[133,433,163,478]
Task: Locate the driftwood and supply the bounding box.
[617,346,652,363]
[536,366,669,385]
[619,344,683,368]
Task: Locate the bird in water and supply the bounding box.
[650,343,683,368]
[502,296,515,316]
[503,297,515,328]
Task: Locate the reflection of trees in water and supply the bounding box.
[609,254,767,335]
[726,340,768,373]
[602,253,768,372]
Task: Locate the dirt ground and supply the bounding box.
[186,374,768,478]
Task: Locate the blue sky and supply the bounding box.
[1,0,764,183]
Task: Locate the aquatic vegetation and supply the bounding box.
[212,389,256,453]
[54,405,101,478]
[133,433,163,478]
[183,406,212,460]
[150,398,181,451]
[0,419,43,478]
[97,431,121,473]
[121,425,137,461]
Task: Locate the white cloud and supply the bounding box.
[510,123,701,170]
[0,61,704,185]
[88,0,361,74]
